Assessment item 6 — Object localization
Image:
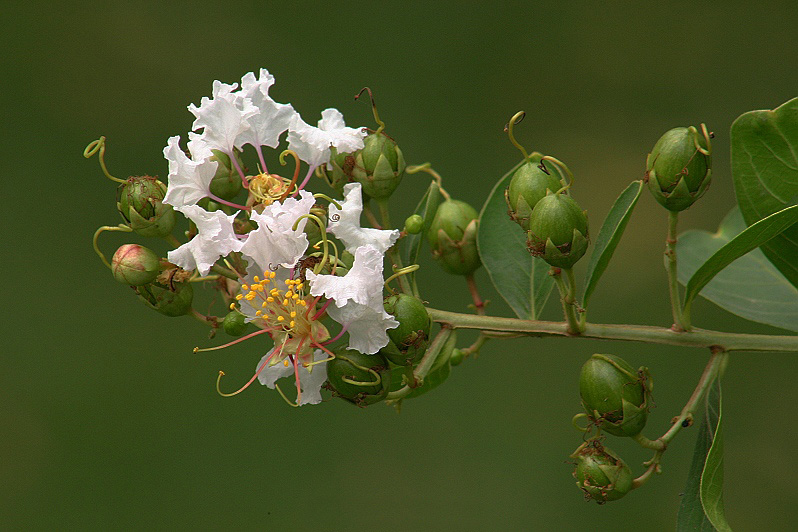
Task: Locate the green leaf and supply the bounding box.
[477,155,555,319]
[582,180,643,308]
[677,380,728,531]
[732,97,798,289]
[681,205,798,316]
[678,208,798,332]
[700,380,730,532]
[400,180,443,267]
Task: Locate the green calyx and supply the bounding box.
[324,132,406,198]
[134,279,194,317]
[426,199,482,276]
[505,158,563,231]
[646,125,712,211]
[579,354,652,437]
[222,310,247,336]
[208,149,244,201]
[382,294,432,365]
[526,191,589,269]
[116,176,176,238]
[571,440,633,503]
[326,350,391,406]
[111,244,160,286]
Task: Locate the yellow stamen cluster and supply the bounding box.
[248,173,295,206]
[234,271,311,335]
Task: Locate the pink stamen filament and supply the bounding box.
[216,347,280,397]
[312,299,332,321]
[228,149,249,189]
[312,342,337,359]
[195,327,273,353]
[208,192,250,211]
[256,144,268,174]
[322,324,349,345]
[293,166,316,196]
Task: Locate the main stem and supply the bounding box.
[553,268,582,334]
[666,211,686,331]
[426,308,798,353]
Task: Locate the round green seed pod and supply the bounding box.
[571,440,633,503]
[134,280,194,317]
[208,149,244,201]
[324,132,405,198]
[526,191,589,269]
[116,176,176,238]
[506,160,563,230]
[111,244,160,286]
[326,350,391,406]
[646,125,712,211]
[426,199,481,276]
[404,214,424,235]
[382,294,432,365]
[222,311,247,336]
[580,354,652,437]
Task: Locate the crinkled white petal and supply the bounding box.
[287,110,366,167]
[188,82,258,154]
[306,245,385,309]
[318,108,367,153]
[239,190,315,274]
[306,245,396,354]
[257,348,328,406]
[327,302,398,354]
[328,183,399,254]
[162,136,219,208]
[236,69,297,150]
[167,205,243,276]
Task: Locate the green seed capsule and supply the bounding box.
[579,354,652,437]
[646,125,712,211]
[208,149,244,201]
[134,280,194,317]
[571,440,633,503]
[526,191,589,269]
[505,160,563,231]
[326,350,391,406]
[382,294,432,365]
[324,132,405,198]
[404,214,424,235]
[427,199,481,276]
[116,176,176,238]
[222,310,247,336]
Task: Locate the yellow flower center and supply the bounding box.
[248,173,295,206]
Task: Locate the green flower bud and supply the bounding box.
[427,199,481,276]
[571,440,633,503]
[325,132,405,198]
[505,160,563,231]
[208,149,244,201]
[382,294,432,365]
[116,176,176,238]
[111,244,160,286]
[222,310,247,336]
[134,280,193,317]
[404,214,424,235]
[449,348,465,366]
[526,191,589,269]
[580,354,652,437]
[326,350,391,406]
[646,125,712,211]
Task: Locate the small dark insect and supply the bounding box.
[296,256,323,283]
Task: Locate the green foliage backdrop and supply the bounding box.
[3,2,798,529]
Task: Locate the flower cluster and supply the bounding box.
[164,69,399,405]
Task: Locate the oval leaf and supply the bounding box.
[732,97,798,288]
[678,208,798,332]
[477,155,554,319]
[682,204,798,314]
[582,180,643,308]
[699,380,730,532]
[677,379,729,531]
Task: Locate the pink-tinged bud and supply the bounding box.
[111,244,160,286]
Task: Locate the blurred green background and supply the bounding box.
[3,1,798,529]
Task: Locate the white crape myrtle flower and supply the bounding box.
[239,190,315,274]
[162,135,219,208]
[287,109,367,168]
[256,348,328,406]
[328,182,400,254]
[306,245,399,354]
[188,80,259,156]
[167,205,243,276]
[236,69,297,150]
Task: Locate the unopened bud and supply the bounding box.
[572,440,633,503]
[427,199,481,276]
[646,125,712,211]
[111,244,160,286]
